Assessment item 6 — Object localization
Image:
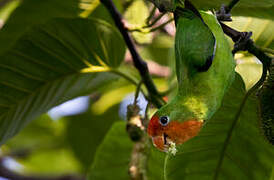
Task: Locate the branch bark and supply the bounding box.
[100,0,164,108]
[220,22,272,67]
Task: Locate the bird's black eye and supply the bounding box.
[159,116,170,126]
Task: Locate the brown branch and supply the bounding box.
[99,0,164,108]
[0,158,85,180]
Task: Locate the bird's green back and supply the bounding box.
[156,11,235,122]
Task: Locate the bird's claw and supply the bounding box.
[216,4,232,22]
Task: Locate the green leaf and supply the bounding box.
[150,0,274,19]
[5,114,65,150]
[65,105,122,171]
[147,146,166,180]
[19,148,81,174]
[0,0,80,53]
[226,17,274,50]
[166,73,274,180]
[88,121,134,180]
[0,18,126,145]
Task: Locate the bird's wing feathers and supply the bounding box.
[174,5,216,75]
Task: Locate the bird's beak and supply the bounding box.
[151,133,171,152]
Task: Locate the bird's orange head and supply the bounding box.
[147,114,203,152]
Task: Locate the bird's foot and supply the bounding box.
[216,4,232,22]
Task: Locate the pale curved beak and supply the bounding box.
[151,133,170,152]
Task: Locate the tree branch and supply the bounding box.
[220,22,272,67]
[100,0,163,108]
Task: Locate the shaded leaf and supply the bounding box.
[88,121,134,180]
[5,114,65,150]
[0,0,80,53]
[19,148,81,174]
[147,146,166,180]
[166,73,274,180]
[0,18,126,145]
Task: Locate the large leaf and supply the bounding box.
[166,73,274,180]
[226,17,274,50]
[65,105,122,171]
[0,0,80,53]
[147,146,166,180]
[88,121,134,180]
[193,0,274,19]
[0,18,126,145]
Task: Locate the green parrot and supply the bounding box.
[147,0,235,151]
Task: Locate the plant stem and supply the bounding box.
[149,18,174,32]
[144,13,165,28]
[164,154,169,180]
[134,80,143,105]
[100,0,163,108]
[146,6,157,24]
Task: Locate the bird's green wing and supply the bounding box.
[174,3,216,84]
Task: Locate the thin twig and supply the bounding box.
[149,18,174,32]
[144,13,165,28]
[146,6,156,24]
[100,0,163,108]
[128,18,174,33]
[134,80,143,106]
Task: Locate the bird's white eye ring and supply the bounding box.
[159,116,170,126]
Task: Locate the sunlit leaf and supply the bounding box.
[125,0,153,44]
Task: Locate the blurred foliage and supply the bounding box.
[88,121,133,180]
[140,33,174,66]
[0,0,273,179]
[124,0,153,44]
[3,114,81,174]
[65,104,122,172]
